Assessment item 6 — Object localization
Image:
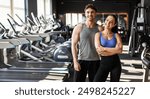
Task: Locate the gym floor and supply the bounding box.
[108,45,150,82]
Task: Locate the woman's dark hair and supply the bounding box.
[109,14,118,33]
[84,4,97,12]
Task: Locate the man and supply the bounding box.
[71,4,100,82]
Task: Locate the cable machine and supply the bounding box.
[128,3,149,57]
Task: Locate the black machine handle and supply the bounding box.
[26,15,35,26]
[15,14,25,24]
[7,19,17,34]
[7,14,22,27]
[0,22,7,31]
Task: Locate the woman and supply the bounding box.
[94,15,123,82]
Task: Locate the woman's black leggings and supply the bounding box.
[94,55,121,82]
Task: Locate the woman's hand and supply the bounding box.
[96,46,105,55]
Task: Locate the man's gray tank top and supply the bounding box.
[78,23,100,60]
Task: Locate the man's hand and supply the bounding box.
[74,61,81,71]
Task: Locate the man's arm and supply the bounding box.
[71,24,82,71]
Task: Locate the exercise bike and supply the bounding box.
[6,15,73,62]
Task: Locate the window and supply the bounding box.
[66,13,71,27]
[13,0,25,25]
[0,0,11,28]
[66,13,83,27]
[37,0,52,18]
[0,0,25,28]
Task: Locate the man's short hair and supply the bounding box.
[84,4,97,12]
